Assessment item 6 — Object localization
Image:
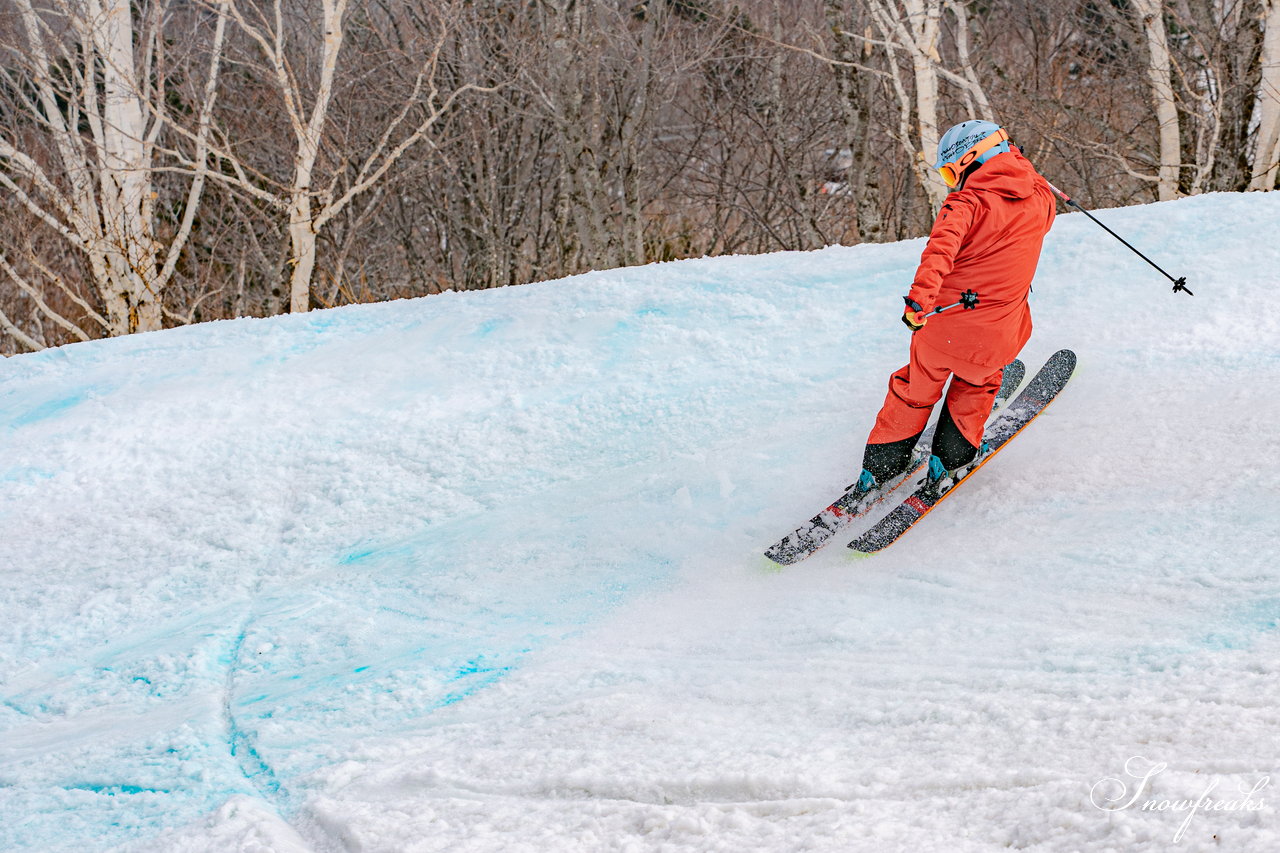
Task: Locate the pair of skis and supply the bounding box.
[764,349,1076,564]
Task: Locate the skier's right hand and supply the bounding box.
[902,297,927,331]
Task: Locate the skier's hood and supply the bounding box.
[959,146,1040,200]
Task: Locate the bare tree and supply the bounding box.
[845,0,996,215]
[824,0,886,242]
[199,0,495,313]
[0,0,226,349]
[1251,0,1280,189]
[5,0,1280,356]
[864,0,947,210]
[1131,0,1182,199]
[527,0,630,273]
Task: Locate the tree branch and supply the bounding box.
[0,304,45,352]
[0,250,93,342]
[156,7,229,292]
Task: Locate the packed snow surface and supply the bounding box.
[2,192,1278,852]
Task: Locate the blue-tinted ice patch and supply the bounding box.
[5,390,90,429]
[0,466,55,484]
[338,542,413,566]
[1198,598,1280,651]
[63,783,171,797]
[473,317,512,338]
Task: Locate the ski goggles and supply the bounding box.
[936,128,1009,188]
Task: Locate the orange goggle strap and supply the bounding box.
[937,128,1009,187]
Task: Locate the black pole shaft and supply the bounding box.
[1046,182,1192,296]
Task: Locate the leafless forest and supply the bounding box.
[1,0,1278,354]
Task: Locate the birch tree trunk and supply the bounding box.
[92,0,162,331]
[946,0,993,119]
[1133,0,1183,200]
[867,0,948,212]
[1,0,224,344]
[1250,0,1280,190]
[225,0,348,314]
[289,0,345,313]
[906,0,943,191]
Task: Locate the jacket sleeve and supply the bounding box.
[908,198,975,310]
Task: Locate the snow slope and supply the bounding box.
[1,191,1278,853]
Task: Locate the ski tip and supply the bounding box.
[1051,348,1078,368]
[1046,348,1079,384]
[846,547,875,560]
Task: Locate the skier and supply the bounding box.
[855,120,1056,494]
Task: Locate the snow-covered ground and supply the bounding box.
[1,191,1278,852]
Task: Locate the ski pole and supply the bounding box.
[928,289,980,316]
[1045,182,1192,296]
[906,289,977,328]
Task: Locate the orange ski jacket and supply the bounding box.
[907,147,1056,369]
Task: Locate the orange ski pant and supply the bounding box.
[866,337,1004,450]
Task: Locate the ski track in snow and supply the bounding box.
[0,192,1278,851]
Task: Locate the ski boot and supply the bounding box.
[850,468,879,495]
